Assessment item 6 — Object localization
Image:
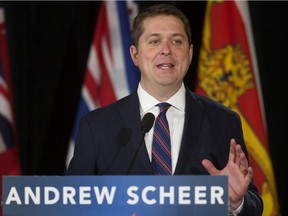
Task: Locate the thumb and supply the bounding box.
[202,159,219,175]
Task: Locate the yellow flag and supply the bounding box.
[196,1,279,215]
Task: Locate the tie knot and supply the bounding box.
[157,103,171,114]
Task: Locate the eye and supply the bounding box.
[171,39,183,45]
[149,39,160,45]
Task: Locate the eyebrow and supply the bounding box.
[146,33,186,38]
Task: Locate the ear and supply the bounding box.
[130,45,139,66]
[189,44,193,63]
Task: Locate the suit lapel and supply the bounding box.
[117,90,206,175]
[117,92,153,174]
[174,89,206,174]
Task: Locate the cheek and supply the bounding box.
[182,53,192,67]
[138,53,152,66]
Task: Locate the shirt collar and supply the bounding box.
[137,83,186,114]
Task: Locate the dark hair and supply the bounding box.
[131,4,192,47]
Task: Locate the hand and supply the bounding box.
[202,139,253,211]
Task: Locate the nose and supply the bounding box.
[160,41,172,56]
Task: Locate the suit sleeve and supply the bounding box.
[67,116,97,175]
[232,113,263,215]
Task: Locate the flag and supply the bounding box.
[66,1,140,167]
[196,1,279,215]
[0,3,21,211]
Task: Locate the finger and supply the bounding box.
[235,144,242,166]
[202,159,219,175]
[228,139,237,162]
[240,152,249,170]
[244,167,253,185]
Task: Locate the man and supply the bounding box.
[68,4,263,215]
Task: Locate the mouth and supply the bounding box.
[156,63,174,69]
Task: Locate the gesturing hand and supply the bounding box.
[202,139,253,211]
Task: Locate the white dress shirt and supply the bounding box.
[137,83,244,214]
[137,83,186,174]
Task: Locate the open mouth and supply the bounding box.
[157,63,174,69]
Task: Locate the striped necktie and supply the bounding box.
[152,103,172,175]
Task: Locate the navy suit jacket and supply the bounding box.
[68,87,263,215]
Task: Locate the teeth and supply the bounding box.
[158,64,172,68]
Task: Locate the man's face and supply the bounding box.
[130,15,193,94]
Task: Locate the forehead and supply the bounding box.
[142,15,185,34]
